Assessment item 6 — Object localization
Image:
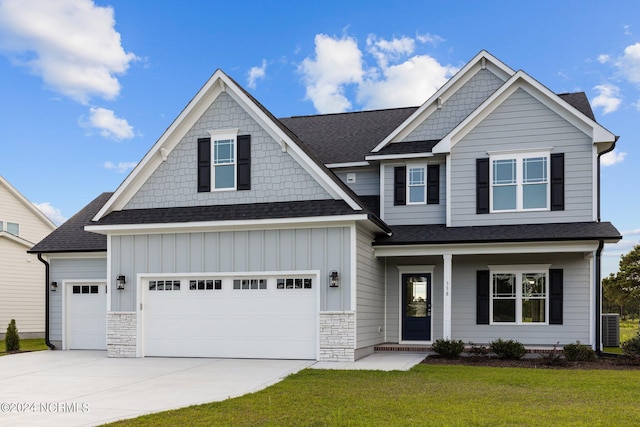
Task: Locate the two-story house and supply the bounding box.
[1,176,56,339]
[30,51,621,361]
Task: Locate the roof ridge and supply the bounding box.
[280,106,419,120]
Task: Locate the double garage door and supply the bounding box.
[143,274,317,359]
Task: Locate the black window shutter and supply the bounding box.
[476,270,490,324]
[394,166,406,206]
[476,158,490,214]
[427,164,440,204]
[550,153,564,211]
[237,135,251,191]
[197,137,211,192]
[549,268,563,324]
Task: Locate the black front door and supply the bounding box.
[401,274,431,341]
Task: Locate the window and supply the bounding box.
[407,167,426,204]
[0,221,3,231]
[276,278,312,289]
[189,279,222,290]
[72,285,100,294]
[6,222,19,236]
[490,152,549,212]
[198,130,251,192]
[489,266,549,324]
[148,280,181,291]
[213,137,235,189]
[233,279,267,290]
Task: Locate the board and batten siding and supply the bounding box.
[48,256,108,345]
[334,167,379,196]
[110,227,351,312]
[384,256,444,343]
[451,253,591,345]
[382,160,446,225]
[449,88,594,226]
[402,68,505,142]
[355,225,385,351]
[125,92,331,210]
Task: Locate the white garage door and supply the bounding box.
[143,275,317,359]
[67,283,107,350]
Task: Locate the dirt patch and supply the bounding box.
[421,354,640,370]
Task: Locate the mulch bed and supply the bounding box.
[421,354,640,370]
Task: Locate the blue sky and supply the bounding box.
[0,0,638,275]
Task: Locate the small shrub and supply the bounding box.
[468,342,490,356]
[489,339,526,360]
[5,319,20,352]
[622,333,640,359]
[432,339,465,359]
[563,341,596,362]
[541,342,567,366]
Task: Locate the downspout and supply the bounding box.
[36,253,55,350]
[595,136,618,354]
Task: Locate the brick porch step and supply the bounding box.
[375,344,432,353]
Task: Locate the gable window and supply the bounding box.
[490,152,549,212]
[489,265,549,324]
[408,166,426,204]
[198,130,251,193]
[6,222,19,236]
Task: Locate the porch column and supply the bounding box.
[442,254,452,340]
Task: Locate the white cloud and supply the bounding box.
[597,54,610,64]
[592,84,622,114]
[104,161,137,173]
[299,34,364,113]
[416,33,444,46]
[615,42,640,84]
[247,59,267,89]
[299,33,454,114]
[33,202,66,225]
[0,0,137,104]
[601,149,627,166]
[86,107,134,140]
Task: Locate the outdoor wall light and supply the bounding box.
[116,275,126,290]
[329,270,340,288]
[50,281,58,292]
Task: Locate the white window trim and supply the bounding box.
[488,264,551,326]
[208,129,238,191]
[489,150,550,213]
[406,164,427,205]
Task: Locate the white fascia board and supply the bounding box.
[0,176,57,230]
[433,71,616,154]
[365,152,434,161]
[85,214,370,236]
[373,240,600,257]
[325,161,370,168]
[371,50,515,153]
[0,231,34,248]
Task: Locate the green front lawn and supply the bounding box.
[620,319,639,343]
[0,338,48,355]
[106,365,640,426]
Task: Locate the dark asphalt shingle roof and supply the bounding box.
[29,192,112,253]
[558,92,595,121]
[374,222,621,246]
[372,139,440,156]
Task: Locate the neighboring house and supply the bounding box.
[0,176,56,338]
[30,51,621,361]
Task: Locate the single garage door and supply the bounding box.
[143,275,317,359]
[67,282,107,350]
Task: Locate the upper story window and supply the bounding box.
[6,222,19,236]
[197,130,251,193]
[490,152,549,212]
[408,166,426,204]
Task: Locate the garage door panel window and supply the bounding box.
[277,278,312,289]
[73,285,100,294]
[189,279,222,290]
[233,279,267,290]
[149,280,181,291]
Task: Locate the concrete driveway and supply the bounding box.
[0,350,313,426]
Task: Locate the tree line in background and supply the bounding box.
[603,244,640,320]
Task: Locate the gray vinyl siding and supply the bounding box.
[382,160,446,225]
[334,167,379,196]
[126,91,331,210]
[355,225,385,349]
[450,88,594,226]
[450,253,592,345]
[110,227,351,312]
[402,69,505,142]
[48,256,107,343]
[384,256,444,343]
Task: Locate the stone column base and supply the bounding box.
[107,312,137,357]
[319,311,355,362]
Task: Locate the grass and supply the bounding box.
[0,338,48,355]
[105,365,640,426]
[620,319,639,343]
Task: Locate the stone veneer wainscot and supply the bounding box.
[319,311,355,362]
[107,312,136,357]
